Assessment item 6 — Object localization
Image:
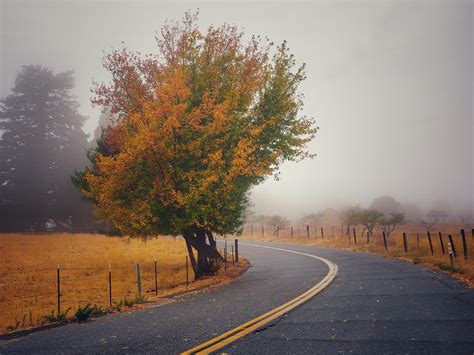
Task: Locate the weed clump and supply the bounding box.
[73,304,104,322]
[114,295,146,311]
[435,262,465,274]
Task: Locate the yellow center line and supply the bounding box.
[182,243,339,354]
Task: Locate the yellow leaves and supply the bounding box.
[155,68,190,120]
[206,150,223,167]
[80,13,315,237]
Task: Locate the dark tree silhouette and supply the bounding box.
[0,65,91,231]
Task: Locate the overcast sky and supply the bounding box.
[1,0,472,218]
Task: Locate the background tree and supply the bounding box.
[0,65,91,231]
[93,111,113,143]
[264,215,290,236]
[74,12,316,278]
[317,208,341,225]
[299,212,322,225]
[340,206,361,235]
[369,196,401,216]
[357,209,383,236]
[400,202,423,221]
[419,209,448,231]
[379,212,405,237]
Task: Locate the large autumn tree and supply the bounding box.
[74,12,317,278]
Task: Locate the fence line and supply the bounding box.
[1,249,237,332]
[242,224,474,262]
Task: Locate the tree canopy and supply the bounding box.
[74,12,317,277]
[379,212,406,237]
[357,209,384,236]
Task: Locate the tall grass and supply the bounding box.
[0,234,191,332]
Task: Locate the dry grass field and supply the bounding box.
[0,233,245,334]
[240,223,474,287]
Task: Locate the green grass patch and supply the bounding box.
[435,262,465,274]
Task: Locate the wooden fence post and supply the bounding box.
[438,232,445,255]
[235,239,239,262]
[109,264,112,306]
[57,264,61,317]
[185,256,189,286]
[353,227,357,244]
[154,259,158,296]
[232,245,235,266]
[366,231,370,244]
[225,239,228,260]
[460,229,467,260]
[403,232,408,252]
[448,235,456,257]
[321,227,324,239]
[427,231,434,255]
[383,231,387,250]
[136,263,142,295]
[261,225,264,238]
[306,225,310,239]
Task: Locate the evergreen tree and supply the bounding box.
[0,65,90,231]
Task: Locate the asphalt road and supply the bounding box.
[1,240,474,354]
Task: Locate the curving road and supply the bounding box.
[1,240,474,354]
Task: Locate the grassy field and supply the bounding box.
[240,223,474,286]
[0,233,245,334]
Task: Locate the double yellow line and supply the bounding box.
[182,243,338,354]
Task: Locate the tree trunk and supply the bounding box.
[207,230,217,247]
[184,234,200,279]
[183,229,223,280]
[195,229,212,275]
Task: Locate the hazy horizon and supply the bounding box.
[1,0,472,220]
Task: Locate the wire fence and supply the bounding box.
[0,244,237,333]
[242,224,474,263]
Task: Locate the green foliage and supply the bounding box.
[114,295,146,311]
[379,212,406,237]
[41,307,72,323]
[73,304,103,322]
[74,12,316,240]
[435,262,465,274]
[356,209,384,234]
[341,206,362,234]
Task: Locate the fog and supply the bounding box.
[1,0,472,220]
